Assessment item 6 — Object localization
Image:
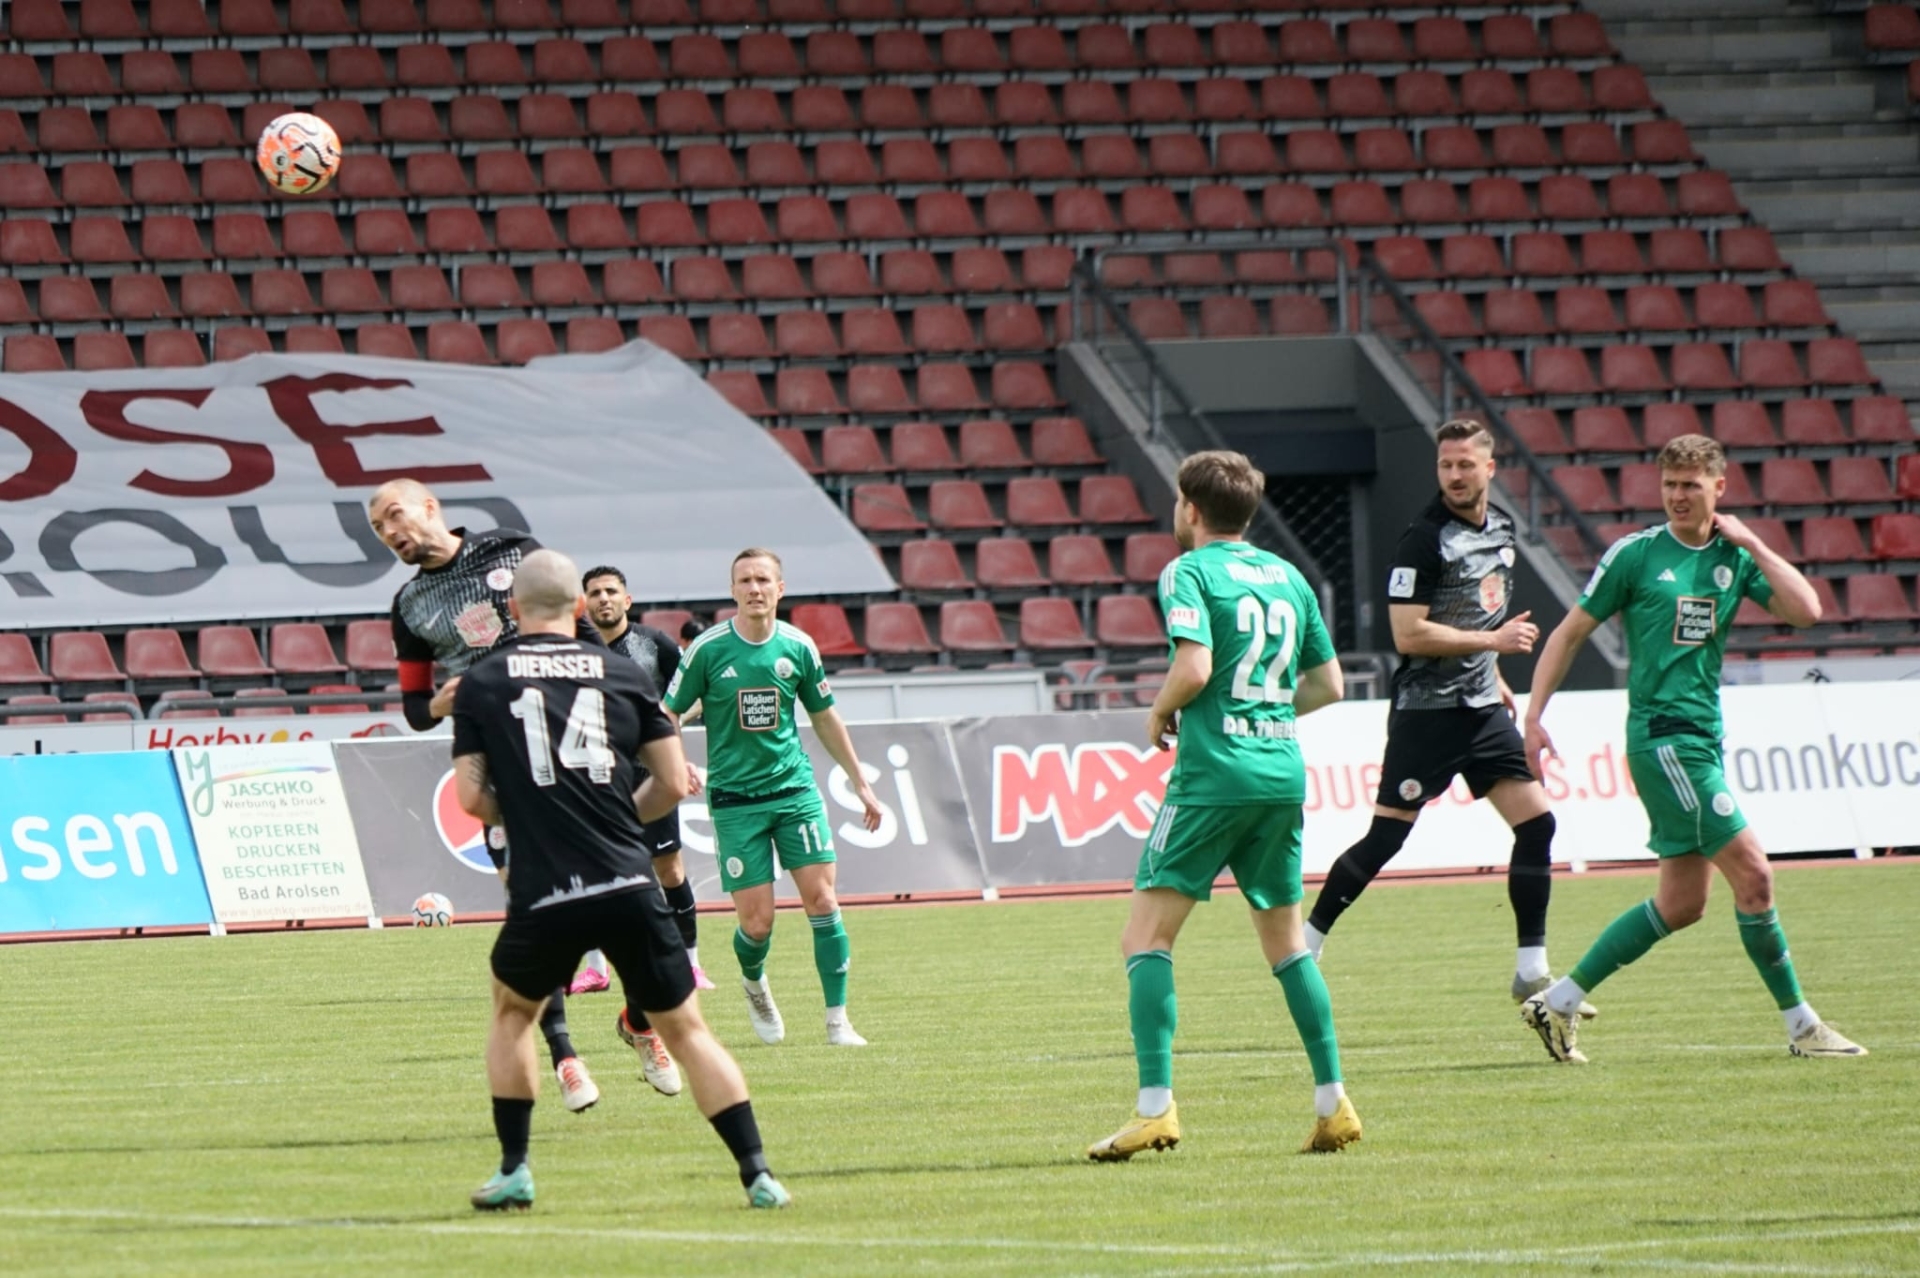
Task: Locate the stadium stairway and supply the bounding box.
[1587,0,1920,405]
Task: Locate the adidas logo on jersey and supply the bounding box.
[719,665,739,679]
[1658,569,1677,582]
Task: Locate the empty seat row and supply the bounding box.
[0,31,1651,103]
[711,360,1059,416]
[1505,399,1920,456]
[0,622,397,687]
[1370,226,1784,283]
[848,474,1154,533]
[1407,281,1830,341]
[794,594,1169,659]
[887,531,1179,590]
[1466,339,1878,399]
[0,78,1669,153]
[1547,461,1911,515]
[5,686,383,722]
[781,416,1105,474]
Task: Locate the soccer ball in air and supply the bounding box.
[412,893,454,928]
[255,112,341,196]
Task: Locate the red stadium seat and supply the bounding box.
[847,366,914,414]
[865,603,942,656]
[929,480,1003,531]
[51,632,125,684]
[1694,282,1760,330]
[899,541,971,593]
[767,428,817,474]
[1020,598,1094,651]
[976,538,1049,590]
[120,630,199,683]
[819,426,889,476]
[1095,595,1166,649]
[1853,397,1918,442]
[1780,399,1847,446]
[269,624,346,676]
[1800,517,1867,563]
[1833,457,1896,503]
[778,366,846,415]
[74,332,137,370]
[1738,340,1807,389]
[1569,407,1635,454]
[791,604,866,658]
[0,635,49,687]
[1642,403,1703,450]
[1463,350,1528,397]
[1600,344,1669,393]
[940,601,1012,653]
[852,484,925,534]
[1050,536,1123,586]
[1672,342,1741,391]
[1808,338,1878,386]
[252,270,323,317]
[1079,475,1153,525]
[1712,401,1777,448]
[1759,458,1827,505]
[1846,574,1917,620]
[1871,513,1920,559]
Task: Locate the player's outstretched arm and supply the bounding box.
[810,706,883,832]
[1293,658,1344,717]
[635,734,692,824]
[453,753,504,826]
[1389,603,1538,657]
[1714,513,1821,628]
[1521,606,1600,778]
[1146,639,1211,751]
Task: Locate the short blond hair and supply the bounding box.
[1177,450,1264,534]
[1656,434,1727,477]
[731,547,783,578]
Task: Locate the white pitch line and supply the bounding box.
[1140,1220,1920,1277]
[1,1206,1914,1271]
[0,1206,1260,1259]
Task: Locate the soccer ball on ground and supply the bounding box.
[412,893,454,928]
[256,112,342,196]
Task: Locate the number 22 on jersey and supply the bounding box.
[1231,595,1297,705]
[510,687,615,785]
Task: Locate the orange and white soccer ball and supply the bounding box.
[412,892,454,928]
[256,112,341,196]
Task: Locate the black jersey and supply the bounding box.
[451,633,677,915]
[1385,494,1516,711]
[605,622,681,692]
[390,527,598,682]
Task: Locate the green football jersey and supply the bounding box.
[1575,524,1775,752]
[1158,539,1336,805]
[663,619,834,802]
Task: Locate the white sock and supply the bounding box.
[686,944,701,968]
[585,949,608,977]
[1544,975,1587,1017]
[1516,946,1550,983]
[1783,1002,1820,1039]
[1304,922,1327,961]
[825,1004,850,1025]
[1314,1082,1346,1119]
[1137,1086,1173,1118]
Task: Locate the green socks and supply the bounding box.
[733,926,772,982]
[1274,951,1342,1086]
[1126,950,1176,1090]
[1737,907,1804,1011]
[1569,899,1669,993]
[808,910,851,1008]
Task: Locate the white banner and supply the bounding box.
[1293,683,1920,869]
[0,711,444,757]
[0,343,893,627]
[172,740,376,924]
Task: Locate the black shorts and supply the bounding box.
[1375,705,1532,810]
[642,811,682,857]
[491,889,697,1013]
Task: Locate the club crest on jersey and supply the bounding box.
[1478,574,1507,613]
[1398,779,1423,802]
[486,566,514,592]
[1713,565,1734,590]
[1711,792,1736,817]
[456,600,505,649]
[774,656,796,679]
[1673,596,1716,646]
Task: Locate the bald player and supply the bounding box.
[369,479,605,1114]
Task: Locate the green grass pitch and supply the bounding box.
[3,861,1916,1276]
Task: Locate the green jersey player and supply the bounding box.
[1521,435,1865,1063]
[664,548,883,1048]
[1088,451,1361,1164]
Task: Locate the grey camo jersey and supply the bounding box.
[1386,495,1517,710]
[606,623,680,696]
[390,527,545,676]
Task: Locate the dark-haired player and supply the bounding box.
[369,478,601,1113]
[453,548,788,1211]
[1304,419,1588,1014]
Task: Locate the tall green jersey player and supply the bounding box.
[1088,450,1362,1165]
[664,548,883,1049]
[1521,435,1865,1063]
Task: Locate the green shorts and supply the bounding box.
[1627,738,1749,858]
[709,790,836,893]
[1136,801,1305,910]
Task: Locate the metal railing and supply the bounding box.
[1065,256,1343,632]
[1069,239,1608,567]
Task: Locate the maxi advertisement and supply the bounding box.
[2,683,1918,937]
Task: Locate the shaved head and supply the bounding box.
[513,548,584,622]
[368,477,436,510]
